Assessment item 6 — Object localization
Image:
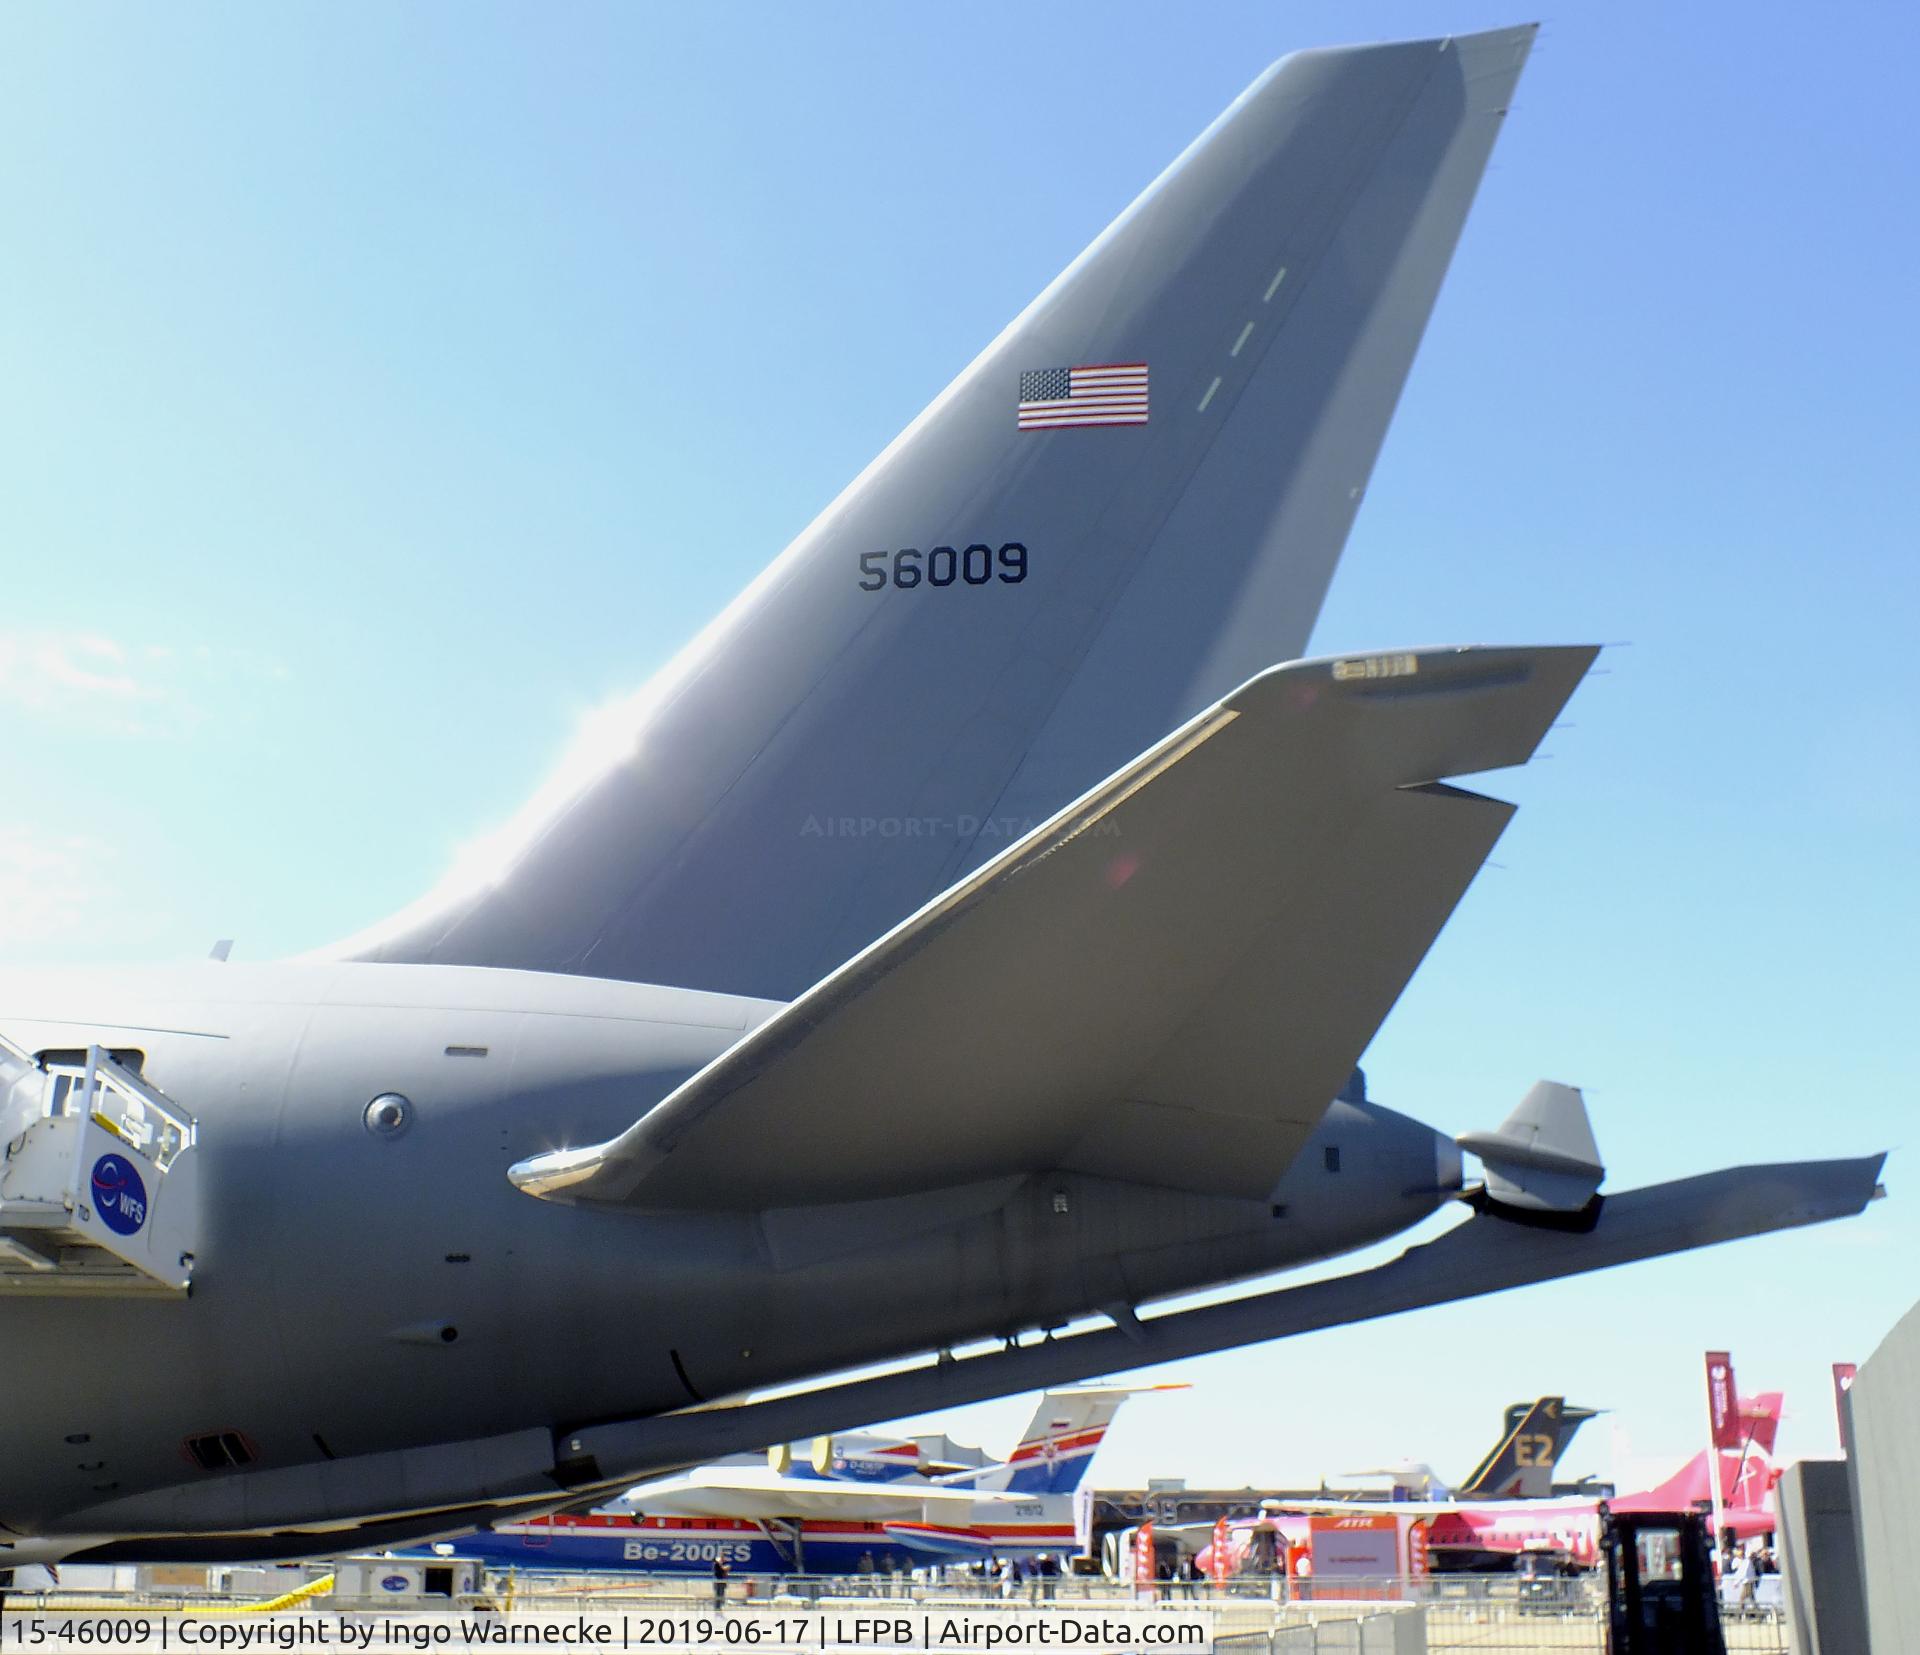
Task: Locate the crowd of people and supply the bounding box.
[710,1550,1072,1605]
[1724,1539,1781,1609]
[964,1554,1066,1600]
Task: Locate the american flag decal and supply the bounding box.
[1017,363,1149,429]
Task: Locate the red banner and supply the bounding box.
[1133,1521,1156,1593]
[1208,1517,1230,1584]
[1705,1351,1741,1450]
[1834,1363,1857,1454]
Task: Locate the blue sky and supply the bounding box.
[2,1,1914,1496]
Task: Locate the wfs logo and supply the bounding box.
[90,1153,149,1236]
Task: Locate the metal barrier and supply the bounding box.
[1219,1610,1424,1654]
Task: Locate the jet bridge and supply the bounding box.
[0,1033,197,1295]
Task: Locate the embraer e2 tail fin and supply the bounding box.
[1457,1396,1602,1499]
[338,27,1538,1000]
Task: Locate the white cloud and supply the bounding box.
[0,630,287,739]
[0,826,113,950]
[0,633,147,709]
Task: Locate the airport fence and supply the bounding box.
[462,1571,1794,1654]
[1218,1598,1788,1654]
[1217,1608,1423,1654]
[471,1570,1548,1607]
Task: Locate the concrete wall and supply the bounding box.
[1850,1298,1920,1653]
[1777,1459,1865,1655]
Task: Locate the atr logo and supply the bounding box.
[380,1574,410,1593]
[90,1153,149,1236]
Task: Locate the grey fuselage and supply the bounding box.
[0,960,1457,1550]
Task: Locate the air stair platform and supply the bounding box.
[0,1033,198,1295]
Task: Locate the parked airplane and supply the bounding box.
[1427,1441,1782,1570]
[1197,1395,1785,1574]
[1345,1395,1601,1502]
[440,1386,1160,1573]
[0,25,1881,1571]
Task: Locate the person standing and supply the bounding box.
[711,1557,730,1611]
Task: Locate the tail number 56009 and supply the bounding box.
[858,543,1027,590]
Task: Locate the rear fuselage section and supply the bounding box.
[0,961,1456,1546]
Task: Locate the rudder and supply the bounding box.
[984,1386,1151,1496]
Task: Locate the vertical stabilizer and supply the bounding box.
[337,27,1537,999]
[982,1386,1160,1496]
[1738,1391,1784,1457]
[1457,1396,1600,1499]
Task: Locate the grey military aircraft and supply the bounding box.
[0,25,1882,1569]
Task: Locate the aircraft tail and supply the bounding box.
[1738,1391,1784,1458]
[980,1385,1163,1496]
[1617,1446,1779,1518]
[1725,1391,1783,1510]
[1728,1447,1778,1511]
[335,27,1538,1001]
[1456,1396,1601,1499]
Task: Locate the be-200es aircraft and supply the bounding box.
[440,1385,1163,1575]
[0,25,1883,1569]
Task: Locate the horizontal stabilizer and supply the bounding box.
[511,644,1596,1209]
[1458,1081,1605,1213]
